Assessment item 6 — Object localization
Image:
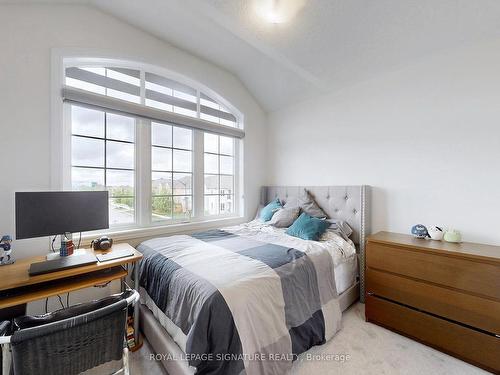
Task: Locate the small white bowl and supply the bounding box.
[428,226,444,241]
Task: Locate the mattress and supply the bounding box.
[139,253,358,355]
[334,253,358,295]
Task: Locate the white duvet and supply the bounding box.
[224,219,357,268]
[140,220,358,363]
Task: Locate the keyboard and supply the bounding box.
[96,249,135,263]
[29,253,98,276]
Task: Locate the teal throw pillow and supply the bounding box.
[286,212,330,241]
[260,198,282,222]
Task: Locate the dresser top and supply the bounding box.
[368,231,500,263]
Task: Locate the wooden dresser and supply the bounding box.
[365,231,500,373]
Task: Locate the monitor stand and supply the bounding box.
[46,232,83,260]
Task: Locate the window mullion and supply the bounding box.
[104,113,107,187]
[218,136,221,215]
[170,126,174,220]
[62,103,72,190]
[136,118,152,226]
[140,70,146,106]
[193,129,204,218]
[196,89,201,119]
[234,139,242,217]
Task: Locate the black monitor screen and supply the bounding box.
[15,191,109,239]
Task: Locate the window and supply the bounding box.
[71,106,136,225]
[63,61,243,230]
[204,133,235,216]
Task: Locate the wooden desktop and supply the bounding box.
[0,243,143,345]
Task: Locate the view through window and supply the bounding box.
[151,122,193,221]
[71,105,136,225]
[204,133,235,216]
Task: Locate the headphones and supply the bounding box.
[91,236,113,251]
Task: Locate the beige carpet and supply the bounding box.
[130,303,489,374]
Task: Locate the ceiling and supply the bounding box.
[15,0,500,112]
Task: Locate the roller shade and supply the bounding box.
[65,66,239,128]
[199,93,237,122]
[144,72,236,123]
[62,86,245,139]
[66,67,140,96]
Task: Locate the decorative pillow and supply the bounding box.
[286,212,330,241]
[326,219,353,240]
[283,198,298,209]
[269,207,300,228]
[259,198,282,222]
[254,204,264,220]
[285,189,328,218]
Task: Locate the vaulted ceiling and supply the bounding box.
[25,1,500,111]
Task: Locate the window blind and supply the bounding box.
[63,66,244,138]
[62,86,245,139]
[199,93,237,123]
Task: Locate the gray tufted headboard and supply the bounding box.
[260,186,371,301]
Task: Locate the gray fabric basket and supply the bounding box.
[10,298,128,375]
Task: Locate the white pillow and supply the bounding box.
[284,189,327,218]
[269,207,300,228]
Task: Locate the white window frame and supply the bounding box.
[51,51,245,242]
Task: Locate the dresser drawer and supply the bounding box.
[366,295,500,373]
[366,242,500,300]
[366,268,500,335]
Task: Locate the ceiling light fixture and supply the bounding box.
[254,0,306,24]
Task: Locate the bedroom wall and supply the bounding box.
[0,3,267,312]
[267,37,500,245]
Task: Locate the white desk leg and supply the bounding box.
[133,263,140,345]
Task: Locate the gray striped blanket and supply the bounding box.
[137,226,343,375]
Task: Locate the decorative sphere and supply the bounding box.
[411,224,429,239]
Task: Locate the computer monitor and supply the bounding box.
[15,191,109,240]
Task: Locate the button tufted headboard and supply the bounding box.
[260,185,371,301]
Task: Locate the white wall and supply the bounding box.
[268,38,500,245]
[0,3,267,312]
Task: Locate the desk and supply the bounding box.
[0,243,143,346]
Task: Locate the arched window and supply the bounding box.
[62,61,243,229]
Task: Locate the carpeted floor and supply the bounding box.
[130,303,489,374]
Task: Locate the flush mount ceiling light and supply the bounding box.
[254,0,307,24]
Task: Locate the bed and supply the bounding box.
[137,185,370,375]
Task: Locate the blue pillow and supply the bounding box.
[260,198,282,221]
[286,213,330,241]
